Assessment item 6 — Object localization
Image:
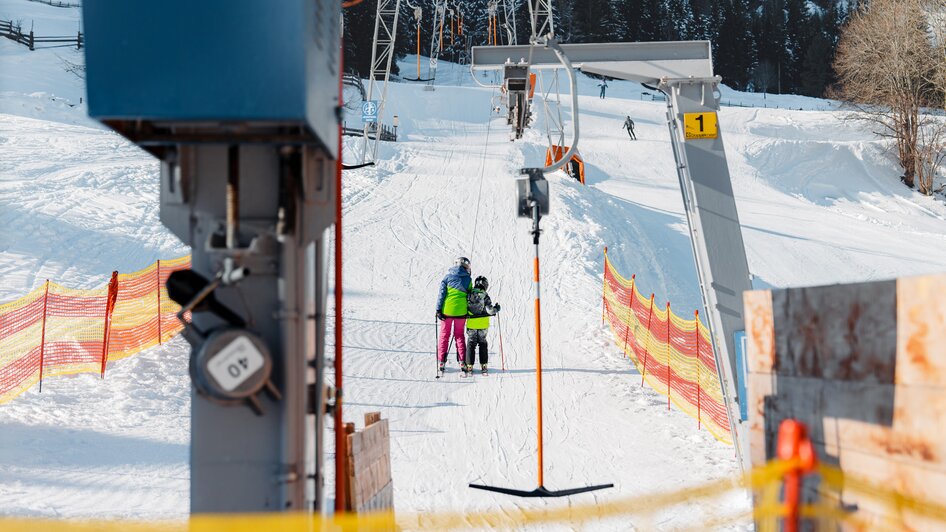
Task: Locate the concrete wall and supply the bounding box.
[744,274,946,529]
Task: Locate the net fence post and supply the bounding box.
[666,301,671,410]
[156,259,162,345]
[695,309,701,431]
[621,274,636,359]
[600,247,607,325]
[100,271,119,378]
[38,280,49,393]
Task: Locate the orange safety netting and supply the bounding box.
[602,250,732,444]
[0,256,191,404]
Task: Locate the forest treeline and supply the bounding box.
[343,0,856,97]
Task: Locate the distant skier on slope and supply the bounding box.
[623,116,637,140]
[464,276,500,376]
[598,79,608,99]
[436,257,472,374]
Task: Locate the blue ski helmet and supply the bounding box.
[455,256,471,270]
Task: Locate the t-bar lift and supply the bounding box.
[472,40,753,471]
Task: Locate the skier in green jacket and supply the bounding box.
[464,276,500,376]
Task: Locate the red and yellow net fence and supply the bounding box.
[0,256,191,404]
[601,248,731,444]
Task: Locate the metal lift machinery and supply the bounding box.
[83,0,340,513]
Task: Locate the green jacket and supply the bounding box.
[437,266,472,317]
[466,288,497,330]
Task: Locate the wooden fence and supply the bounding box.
[342,121,398,142]
[26,0,81,7]
[0,19,83,50]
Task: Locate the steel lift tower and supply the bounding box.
[425,0,448,90]
[362,0,402,163]
[83,0,340,512]
[501,0,519,46]
[527,0,567,152]
[528,0,554,41]
[473,41,754,471]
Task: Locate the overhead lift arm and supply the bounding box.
[472,40,753,472]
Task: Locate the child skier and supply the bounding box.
[464,276,500,376]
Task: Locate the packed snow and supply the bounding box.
[4,1,946,528]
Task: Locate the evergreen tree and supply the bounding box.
[715,0,756,90]
[664,0,695,40]
[783,0,811,93]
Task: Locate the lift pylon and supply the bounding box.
[424,0,448,90]
[472,40,754,472]
[361,0,402,163]
[501,0,518,45]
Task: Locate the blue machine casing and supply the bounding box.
[83,0,339,156]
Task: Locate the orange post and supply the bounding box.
[666,302,671,410]
[777,419,818,532]
[156,259,162,344]
[695,310,701,430]
[640,294,654,386]
[439,17,444,50]
[101,271,119,378]
[533,255,544,487]
[37,280,49,393]
[621,275,636,359]
[416,23,421,78]
[600,247,607,325]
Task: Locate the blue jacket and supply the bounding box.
[436,266,472,317]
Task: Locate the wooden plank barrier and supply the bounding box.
[346,412,394,517]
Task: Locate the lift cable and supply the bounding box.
[468,88,497,260]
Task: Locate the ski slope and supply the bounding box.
[4,1,946,526]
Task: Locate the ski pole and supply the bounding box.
[435,315,439,377]
[497,312,506,371]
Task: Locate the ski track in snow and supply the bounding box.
[5,3,946,526]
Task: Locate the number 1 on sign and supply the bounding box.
[683,112,718,140]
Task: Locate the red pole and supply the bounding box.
[156,259,162,344]
[695,310,701,430]
[334,34,347,514]
[38,280,49,393]
[101,272,119,379]
[640,294,654,387]
[534,254,544,487]
[600,247,607,325]
[666,301,671,410]
[621,275,636,359]
[777,420,816,532]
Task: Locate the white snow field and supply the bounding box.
[5,1,946,528]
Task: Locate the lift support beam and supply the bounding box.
[472,40,752,471]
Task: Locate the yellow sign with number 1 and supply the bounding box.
[683,112,718,140]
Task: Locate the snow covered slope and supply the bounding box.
[5,2,946,525]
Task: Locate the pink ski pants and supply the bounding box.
[438,317,467,364]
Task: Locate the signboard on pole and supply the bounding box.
[361,100,378,124]
[733,330,748,422]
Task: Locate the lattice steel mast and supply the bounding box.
[361,0,402,163]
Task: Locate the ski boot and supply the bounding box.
[481,364,489,376]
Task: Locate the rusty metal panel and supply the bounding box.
[744,273,946,528]
[771,281,896,383]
